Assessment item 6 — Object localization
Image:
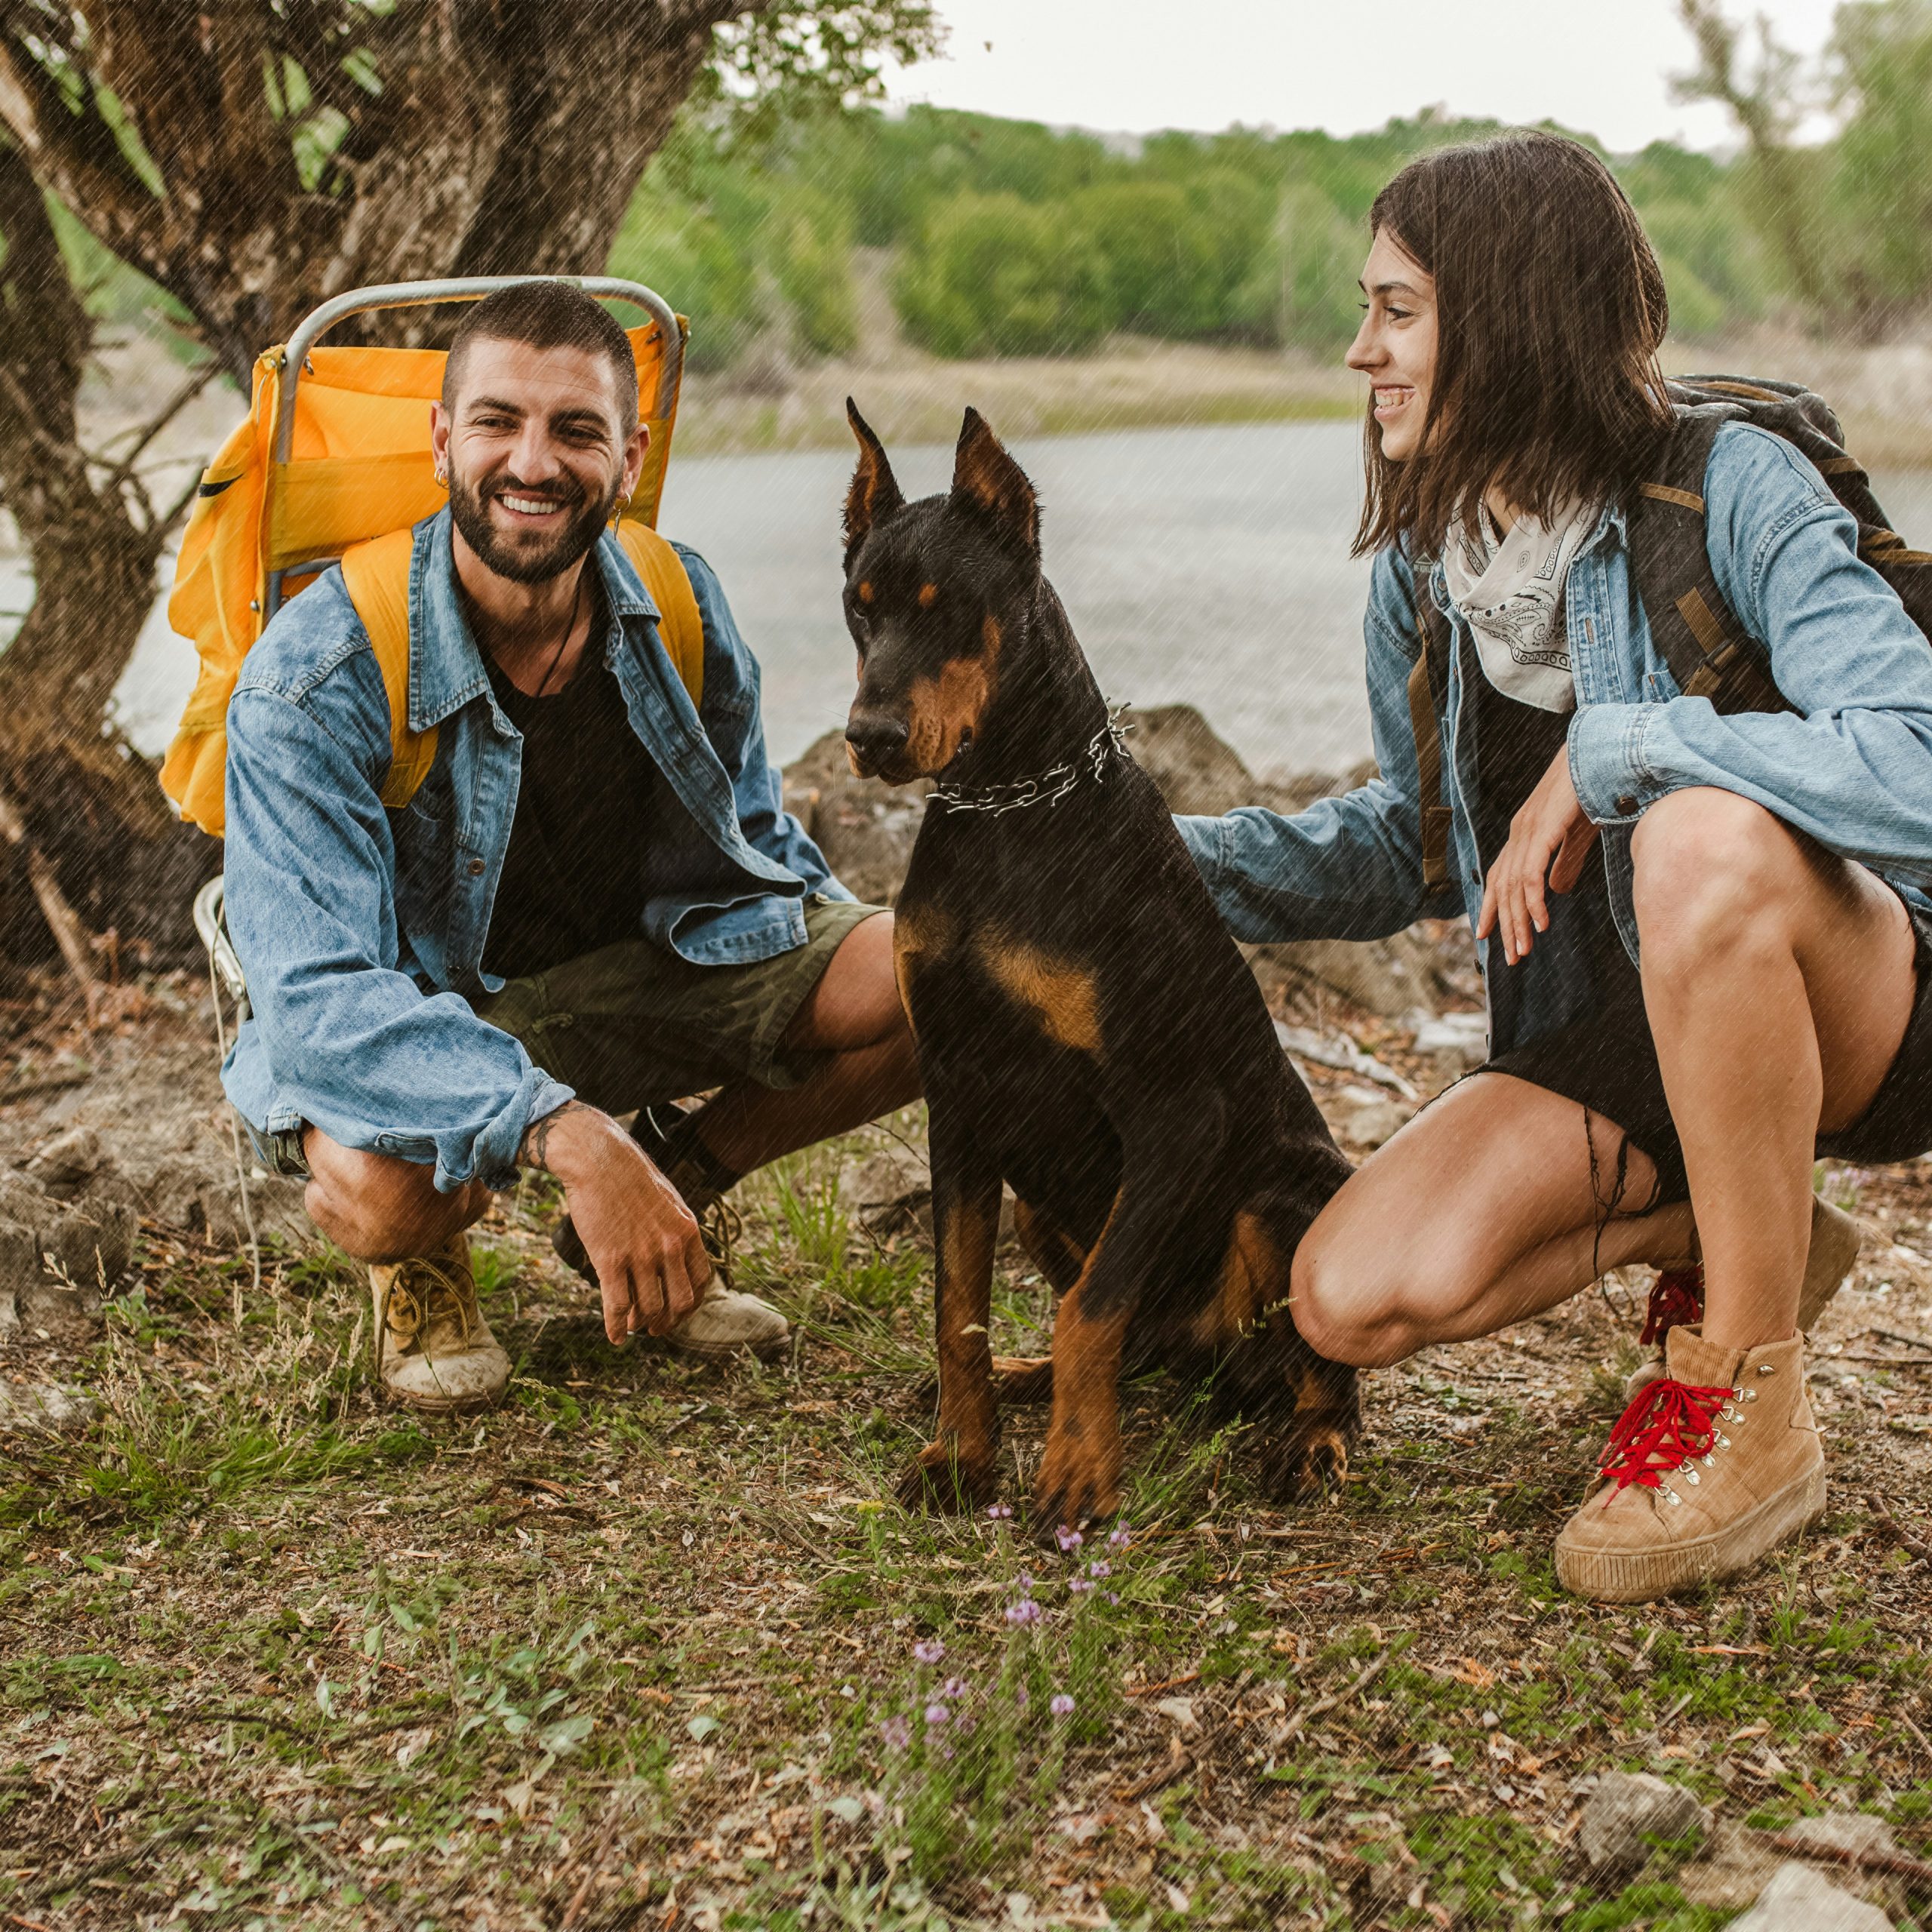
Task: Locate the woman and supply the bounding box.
[1177,130,1932,1601]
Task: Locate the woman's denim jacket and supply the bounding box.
[220,509,848,1193]
[1177,423,1932,1054]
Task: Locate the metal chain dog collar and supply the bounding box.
[927,703,1134,816]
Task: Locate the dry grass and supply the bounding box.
[2,980,1930,1930]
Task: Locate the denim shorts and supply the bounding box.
[1483,889,1932,1206]
[241,896,886,1178]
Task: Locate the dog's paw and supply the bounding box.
[1028,1438,1121,1540]
[1264,1424,1352,1503]
[896,1438,998,1514]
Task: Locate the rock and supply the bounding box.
[783,728,929,908]
[0,1170,134,1338]
[1780,1814,1900,1863]
[1410,1009,1489,1068]
[134,1154,313,1249]
[1331,1088,1413,1150]
[24,1124,108,1198]
[1726,1863,1894,1931]
[198,1174,314,1251]
[1275,1023,1418,1100]
[1577,1771,1710,1878]
[1126,704,1266,816]
[0,1379,100,1433]
[1253,930,1444,1021]
[838,1145,931,1238]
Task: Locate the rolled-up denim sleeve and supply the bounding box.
[677,543,851,900]
[223,666,573,1193]
[1568,424,1932,886]
[1175,546,1462,941]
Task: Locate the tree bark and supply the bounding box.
[0,139,167,754]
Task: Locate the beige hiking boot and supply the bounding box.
[667,1279,790,1362]
[371,1234,511,1414]
[666,1198,786,1362]
[1558,1323,1825,1602]
[552,1199,787,1362]
[1623,1195,1863,1404]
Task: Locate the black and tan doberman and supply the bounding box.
[841,401,1360,1529]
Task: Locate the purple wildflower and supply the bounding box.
[1106,1592,1121,1606]
[1004,1598,1043,1627]
[1088,1559,1111,1579]
[879,1715,911,1749]
[912,1639,945,1665]
[1069,1577,1094,1595]
[1017,1571,1035,1592]
[1050,1693,1075,1717]
[1108,1523,1132,1549]
[924,1703,950,1727]
[1015,1685,1029,1709]
[942,1677,968,1700]
[1055,1525,1083,1552]
[986,1503,1013,1520]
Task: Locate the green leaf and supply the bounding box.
[686,1714,721,1743]
[537,1714,595,1755]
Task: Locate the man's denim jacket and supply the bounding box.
[220,509,848,1192]
[1177,423,1932,1055]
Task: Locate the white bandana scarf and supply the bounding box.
[1439,500,1596,713]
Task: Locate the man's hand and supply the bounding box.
[522,1101,711,1344]
[1475,741,1602,966]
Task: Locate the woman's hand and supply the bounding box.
[1475,741,1601,965]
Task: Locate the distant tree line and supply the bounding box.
[611,0,1932,368]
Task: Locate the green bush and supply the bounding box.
[1071,169,1273,340]
[894,190,1112,358]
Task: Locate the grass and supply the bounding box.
[3,1101,1930,1928]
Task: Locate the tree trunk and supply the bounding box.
[0,137,198,961]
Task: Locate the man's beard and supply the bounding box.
[448,465,621,586]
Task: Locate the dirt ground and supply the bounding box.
[2,966,1930,1931]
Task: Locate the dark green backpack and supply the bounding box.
[1407,374,1932,891]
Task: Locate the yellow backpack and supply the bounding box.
[162,283,700,836]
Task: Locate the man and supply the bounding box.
[222,281,918,1411]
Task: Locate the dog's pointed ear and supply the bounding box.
[844,398,903,562]
[950,408,1038,558]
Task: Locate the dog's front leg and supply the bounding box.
[897,1110,1002,1513]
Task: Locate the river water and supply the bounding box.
[106,418,1932,778]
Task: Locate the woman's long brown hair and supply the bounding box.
[1352,131,1674,561]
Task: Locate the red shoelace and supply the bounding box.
[1640,1264,1705,1346]
[1597,1377,1734,1495]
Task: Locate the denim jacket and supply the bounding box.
[220,508,847,1192]
[1177,422,1932,1055]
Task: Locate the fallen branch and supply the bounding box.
[1758,1829,1932,1892]
[1115,1668,1257,1801]
[1869,1495,1932,1564]
[1275,1646,1395,1749]
[0,782,100,1012]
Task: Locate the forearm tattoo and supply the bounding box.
[521,1099,589,1172]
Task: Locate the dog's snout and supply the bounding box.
[846,714,909,768]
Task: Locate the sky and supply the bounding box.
[880,0,1850,153]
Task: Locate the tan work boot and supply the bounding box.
[551,1201,788,1362]
[371,1234,511,1414]
[1623,1195,1863,1403]
[1558,1323,1825,1602]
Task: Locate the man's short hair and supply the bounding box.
[442,281,641,432]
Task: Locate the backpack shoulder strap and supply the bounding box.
[617,522,706,711]
[339,528,441,810]
[1409,568,1454,893]
[1627,406,1789,716]
[337,523,707,817]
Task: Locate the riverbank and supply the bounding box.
[673,316,1932,465]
